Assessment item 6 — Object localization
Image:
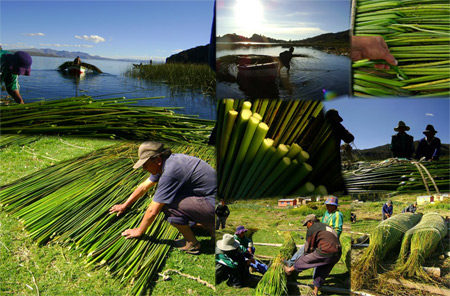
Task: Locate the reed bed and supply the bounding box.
[126,63,215,94]
[352,0,450,97]
[0,96,214,144]
[351,213,422,290]
[255,232,297,296]
[0,142,215,295]
[393,212,448,282]
[344,160,449,195]
[216,99,344,200]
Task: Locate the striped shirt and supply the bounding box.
[321,210,343,238]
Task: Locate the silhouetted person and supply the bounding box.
[73,56,81,65]
[416,124,441,161]
[279,47,294,74]
[390,121,414,159]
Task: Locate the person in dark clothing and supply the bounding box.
[325,109,355,149]
[284,214,342,296]
[215,233,250,287]
[382,200,393,220]
[279,47,294,74]
[402,202,418,213]
[416,125,441,161]
[351,213,357,223]
[390,121,414,159]
[216,199,230,230]
[73,56,81,65]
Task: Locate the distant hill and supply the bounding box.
[7,48,144,63]
[166,44,210,64]
[217,33,285,43]
[353,142,449,160]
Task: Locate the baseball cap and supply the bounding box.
[302,214,317,226]
[132,142,165,169]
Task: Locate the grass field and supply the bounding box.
[0,135,214,295]
[216,199,351,296]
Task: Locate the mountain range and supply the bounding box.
[354,142,449,160]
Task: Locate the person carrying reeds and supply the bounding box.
[0,50,32,104]
[321,195,343,237]
[390,121,414,159]
[382,200,393,221]
[109,141,216,255]
[415,125,441,161]
[284,214,342,296]
[215,233,251,288]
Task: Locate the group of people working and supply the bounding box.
[390,121,441,161]
[382,200,418,220]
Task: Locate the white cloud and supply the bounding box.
[23,33,45,37]
[425,113,434,117]
[75,35,106,43]
[40,43,94,48]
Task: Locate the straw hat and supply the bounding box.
[216,233,240,251]
[133,142,165,169]
[394,121,410,131]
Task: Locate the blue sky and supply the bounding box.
[323,97,450,149]
[217,0,350,40]
[1,1,214,61]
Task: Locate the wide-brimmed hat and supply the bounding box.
[394,121,410,131]
[423,124,437,134]
[216,233,240,251]
[324,195,339,206]
[132,142,165,169]
[7,51,32,76]
[302,214,318,226]
[325,109,343,122]
[235,225,248,235]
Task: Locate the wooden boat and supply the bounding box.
[237,61,279,82]
[67,65,87,75]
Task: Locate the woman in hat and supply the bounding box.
[390,121,414,159]
[321,196,343,238]
[109,141,216,255]
[415,124,441,161]
[0,50,32,104]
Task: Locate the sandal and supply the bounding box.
[179,242,201,255]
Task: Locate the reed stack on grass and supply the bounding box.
[216,99,345,200]
[0,142,215,295]
[344,160,449,195]
[352,0,450,97]
[0,96,214,144]
[126,63,215,94]
[255,232,297,296]
[393,212,448,282]
[340,234,352,272]
[351,213,422,290]
[58,61,103,73]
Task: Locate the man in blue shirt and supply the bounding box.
[0,50,32,104]
[382,200,393,220]
[109,142,216,254]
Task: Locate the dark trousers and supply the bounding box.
[294,250,341,288]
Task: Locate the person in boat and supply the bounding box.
[109,141,216,255]
[415,124,441,161]
[279,47,294,74]
[0,50,32,104]
[284,214,342,296]
[390,121,414,159]
[73,56,81,65]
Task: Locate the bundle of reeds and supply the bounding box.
[216,99,344,200]
[58,61,103,73]
[0,96,214,144]
[352,0,450,97]
[255,232,297,296]
[393,212,447,281]
[340,233,352,272]
[0,142,215,295]
[351,213,422,290]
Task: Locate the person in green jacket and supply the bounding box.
[321,196,343,238]
[0,50,32,104]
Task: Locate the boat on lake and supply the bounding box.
[58,61,103,75]
[237,61,279,82]
[67,65,87,75]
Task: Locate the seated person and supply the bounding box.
[234,226,268,274]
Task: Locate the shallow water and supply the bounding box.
[5,56,216,120]
[217,45,350,100]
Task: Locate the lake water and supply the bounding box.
[217,45,351,100]
[4,56,216,120]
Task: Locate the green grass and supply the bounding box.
[125,63,215,95]
[216,199,350,296]
[0,135,215,295]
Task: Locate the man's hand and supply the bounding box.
[351,36,397,70]
[121,228,144,239]
[109,204,127,216]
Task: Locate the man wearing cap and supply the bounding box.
[390,121,414,159]
[109,141,216,254]
[234,226,268,274]
[321,196,343,238]
[284,214,342,296]
[382,200,393,220]
[0,50,32,104]
[216,233,250,287]
[415,124,441,161]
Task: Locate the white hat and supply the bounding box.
[216,233,240,251]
